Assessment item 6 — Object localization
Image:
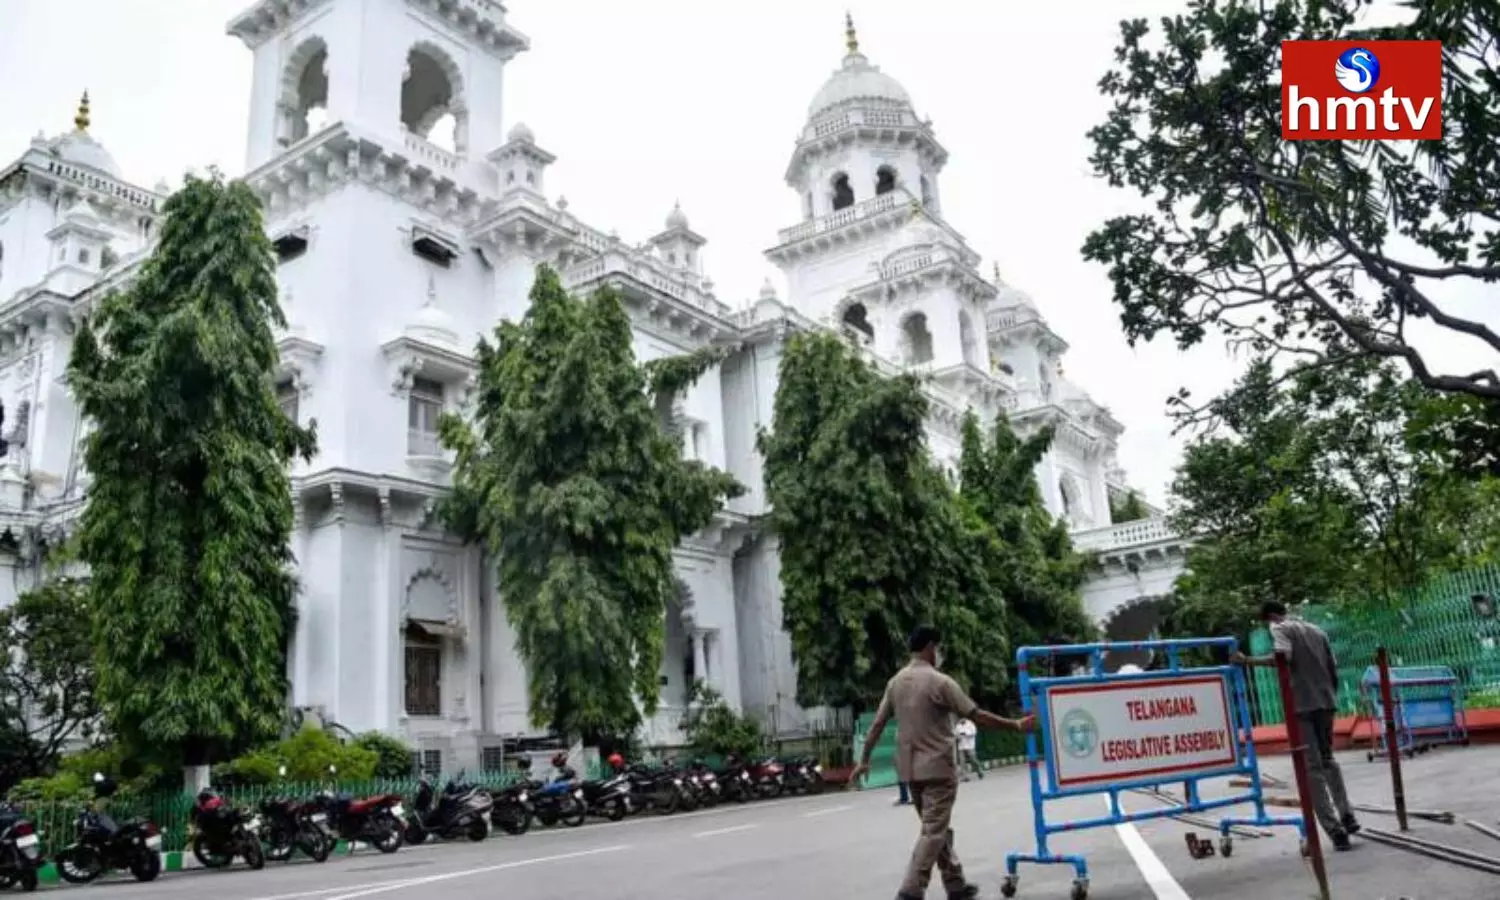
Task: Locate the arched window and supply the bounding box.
[841,303,873,341]
[279,38,329,146]
[958,310,978,366]
[830,172,854,211]
[875,166,897,196]
[402,44,467,154]
[899,313,934,365]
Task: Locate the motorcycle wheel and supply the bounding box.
[561,797,586,828]
[374,819,404,854]
[679,789,700,812]
[807,774,825,795]
[762,780,784,799]
[243,839,266,871]
[605,799,626,822]
[493,806,530,836]
[466,818,489,842]
[656,791,679,815]
[16,869,38,892]
[55,848,104,885]
[130,850,162,883]
[193,836,233,869]
[266,827,296,862]
[405,819,429,847]
[305,832,332,863]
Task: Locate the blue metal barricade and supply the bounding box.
[1360,664,1468,761]
[1001,638,1304,900]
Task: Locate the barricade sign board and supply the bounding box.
[1000,638,1306,900]
[1045,674,1240,791]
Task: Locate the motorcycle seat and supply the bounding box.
[347,798,384,815]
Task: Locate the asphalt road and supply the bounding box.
[50,746,1500,899]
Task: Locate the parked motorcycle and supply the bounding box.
[622,764,689,815]
[522,755,586,828]
[745,756,786,799]
[259,766,333,863]
[190,788,266,870]
[488,782,533,836]
[713,759,755,804]
[783,757,825,795]
[682,761,721,809]
[405,773,492,845]
[309,765,405,854]
[577,770,633,822]
[0,803,44,892]
[53,773,163,885]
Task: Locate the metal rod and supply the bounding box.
[1376,647,1410,832]
[1275,651,1331,900]
[1353,803,1454,825]
[1126,789,1270,838]
[1464,819,1500,844]
[1365,827,1500,870]
[1362,829,1500,875]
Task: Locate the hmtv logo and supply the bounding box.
[1281,41,1443,140]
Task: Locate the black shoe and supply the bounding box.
[894,798,910,806]
[947,885,981,900]
[896,894,923,900]
[1341,815,1361,835]
[1330,830,1352,851]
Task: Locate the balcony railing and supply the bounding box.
[407,429,443,458]
[776,190,907,245]
[1071,518,1181,553]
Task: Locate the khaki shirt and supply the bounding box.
[871,658,979,783]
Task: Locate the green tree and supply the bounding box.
[1163,357,1496,640]
[957,414,1093,654]
[678,682,764,761]
[0,577,97,791]
[1082,0,1500,471]
[69,173,316,781]
[1109,490,1149,524]
[759,333,1004,711]
[440,265,740,740]
[351,732,416,779]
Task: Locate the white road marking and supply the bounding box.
[803,804,853,818]
[694,823,759,838]
[243,845,629,900]
[1108,797,1192,900]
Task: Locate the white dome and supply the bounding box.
[807,51,912,121]
[507,121,535,143]
[407,280,460,349]
[665,201,689,231]
[51,131,121,179]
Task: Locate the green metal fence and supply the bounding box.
[851,714,1028,787]
[1250,564,1500,725]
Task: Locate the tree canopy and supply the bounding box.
[1083,0,1500,438]
[760,332,1007,710]
[0,577,96,792]
[1164,357,1498,639]
[957,414,1094,653]
[69,173,316,770]
[1110,490,1150,524]
[440,265,740,739]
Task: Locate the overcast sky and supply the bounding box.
[1,0,1492,507]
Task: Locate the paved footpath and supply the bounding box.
[50,746,1500,899]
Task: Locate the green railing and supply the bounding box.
[851,714,1028,788]
[1250,563,1500,725]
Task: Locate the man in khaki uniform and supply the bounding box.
[855,625,1034,900]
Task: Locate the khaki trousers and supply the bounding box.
[900,778,966,896]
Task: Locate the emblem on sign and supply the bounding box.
[1060,709,1099,759]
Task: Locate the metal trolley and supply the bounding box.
[1361,664,1469,761]
[1001,638,1304,900]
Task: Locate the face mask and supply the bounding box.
[934,649,945,669]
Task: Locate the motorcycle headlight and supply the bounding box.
[518,792,529,803]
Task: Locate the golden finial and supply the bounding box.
[844,12,859,55]
[74,91,91,132]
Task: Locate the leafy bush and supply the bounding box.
[678,682,764,761]
[352,732,415,778]
[7,743,169,803]
[216,726,378,787]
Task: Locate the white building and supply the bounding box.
[0,0,1187,769]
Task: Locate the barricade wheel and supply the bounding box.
[1000,875,1018,898]
[1299,840,1310,858]
[1070,879,1089,900]
[1219,837,1233,857]
[1366,752,1374,762]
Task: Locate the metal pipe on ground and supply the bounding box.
[1362,827,1500,876]
[1125,789,1270,839]
[1464,819,1500,844]
[1354,803,1455,825]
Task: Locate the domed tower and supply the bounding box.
[789,15,946,222]
[768,17,995,382]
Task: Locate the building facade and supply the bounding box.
[0,0,1187,769]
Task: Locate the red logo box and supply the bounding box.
[1281,40,1443,140]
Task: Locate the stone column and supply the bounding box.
[691,630,707,693]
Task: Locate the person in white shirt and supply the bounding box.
[953,718,982,781]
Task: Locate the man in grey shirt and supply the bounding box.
[1233,601,1360,849]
